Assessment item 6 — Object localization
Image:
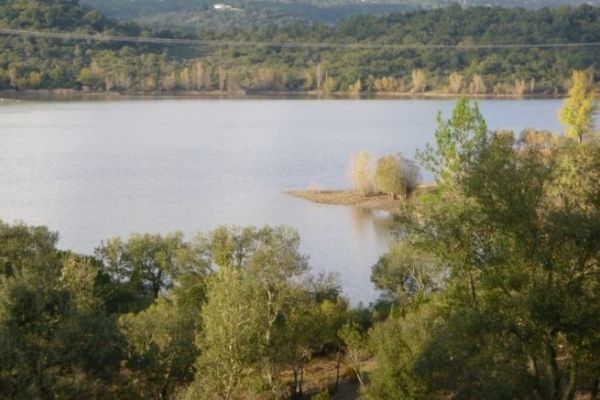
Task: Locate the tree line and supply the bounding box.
[1,0,599,95]
[0,224,375,399]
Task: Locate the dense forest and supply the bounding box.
[0,0,599,95]
[80,0,600,22]
[129,2,420,31]
[1,82,599,398]
[78,0,600,31]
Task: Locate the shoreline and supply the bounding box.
[287,190,400,212]
[286,185,436,212]
[0,88,567,101]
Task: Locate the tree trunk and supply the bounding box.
[547,342,562,400]
[292,367,299,400]
[299,361,305,398]
[564,366,577,400]
[531,354,548,400]
[334,344,342,392]
[469,270,478,307]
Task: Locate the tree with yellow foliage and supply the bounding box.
[559,70,598,143]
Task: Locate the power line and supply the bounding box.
[1,28,600,50]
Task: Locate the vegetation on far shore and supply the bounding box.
[80,0,600,28]
[1,0,600,96]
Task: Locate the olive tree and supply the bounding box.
[188,226,313,399]
[0,222,124,399]
[95,232,210,311]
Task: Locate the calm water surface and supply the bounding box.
[0,98,564,302]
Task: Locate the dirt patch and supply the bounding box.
[282,356,375,400]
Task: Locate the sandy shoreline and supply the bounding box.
[286,185,436,212]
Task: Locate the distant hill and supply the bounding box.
[0,0,110,31]
[80,0,600,31]
[1,0,599,96]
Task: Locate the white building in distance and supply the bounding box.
[213,4,240,11]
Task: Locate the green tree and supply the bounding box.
[417,97,488,186]
[188,226,312,399]
[338,323,369,387]
[371,241,440,306]
[194,265,271,399]
[368,99,600,399]
[119,296,199,399]
[373,154,404,199]
[95,232,209,312]
[559,70,598,143]
[0,222,123,399]
[362,302,432,400]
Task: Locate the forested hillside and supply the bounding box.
[0,0,599,95]
[80,0,600,30]
[81,0,600,19]
[130,2,419,31]
[79,0,441,20]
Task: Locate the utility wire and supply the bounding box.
[1,28,600,50]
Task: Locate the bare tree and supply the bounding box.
[411,69,427,93]
[349,151,373,196]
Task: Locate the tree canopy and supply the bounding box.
[367,98,600,399]
[1,1,599,94]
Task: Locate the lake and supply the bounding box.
[0,98,565,302]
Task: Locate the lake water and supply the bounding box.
[0,98,565,302]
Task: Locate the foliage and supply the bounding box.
[94,231,210,312]
[362,301,434,400]
[559,69,599,143]
[348,150,373,195]
[371,241,440,305]
[0,221,353,400]
[417,97,487,186]
[411,69,427,93]
[1,1,600,95]
[80,0,600,28]
[0,222,124,399]
[367,98,600,399]
[374,154,403,197]
[119,296,199,399]
[310,388,330,400]
[337,322,370,387]
[185,226,346,400]
[373,153,416,198]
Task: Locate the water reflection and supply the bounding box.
[349,207,395,244]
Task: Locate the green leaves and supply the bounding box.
[371,98,600,399]
[417,97,488,187]
[0,222,124,399]
[94,232,211,311]
[119,297,198,399]
[559,70,599,143]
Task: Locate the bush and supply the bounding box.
[374,154,420,199]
